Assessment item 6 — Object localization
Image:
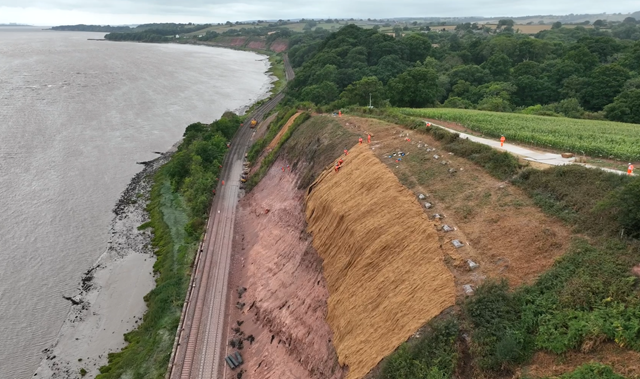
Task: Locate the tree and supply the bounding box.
[477,96,512,112]
[513,75,556,107]
[371,55,408,83]
[300,81,339,104]
[398,33,432,63]
[580,64,630,111]
[448,65,490,86]
[623,17,637,24]
[387,66,439,107]
[551,21,562,29]
[604,89,640,123]
[593,19,606,28]
[498,19,515,28]
[340,76,385,106]
[481,53,512,81]
[443,96,473,109]
[554,98,585,118]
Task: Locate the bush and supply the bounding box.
[597,177,640,238]
[555,363,627,379]
[379,318,459,379]
[465,239,640,374]
[512,165,631,235]
[443,96,473,109]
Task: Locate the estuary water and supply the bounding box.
[0,27,273,378]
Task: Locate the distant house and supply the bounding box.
[175,35,179,38]
[431,43,440,48]
[267,31,277,35]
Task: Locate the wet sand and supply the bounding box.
[34,154,169,378]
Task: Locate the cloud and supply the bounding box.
[0,0,638,25]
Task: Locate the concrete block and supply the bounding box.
[452,240,464,248]
[463,284,474,295]
[442,225,454,232]
[424,202,433,209]
[467,259,479,270]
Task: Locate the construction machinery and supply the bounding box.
[250,119,257,128]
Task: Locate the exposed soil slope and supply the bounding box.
[266,111,303,150]
[333,115,571,287]
[225,159,345,379]
[305,144,456,379]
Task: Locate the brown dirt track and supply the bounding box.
[266,111,302,150]
[305,144,456,379]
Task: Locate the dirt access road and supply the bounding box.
[426,121,629,175]
[168,94,284,379]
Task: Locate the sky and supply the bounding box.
[0,0,638,26]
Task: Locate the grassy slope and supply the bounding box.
[397,108,640,161]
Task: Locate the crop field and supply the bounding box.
[397,108,640,161]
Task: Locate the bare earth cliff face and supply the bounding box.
[225,159,346,379]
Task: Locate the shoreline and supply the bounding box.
[34,151,173,378]
[33,57,277,377]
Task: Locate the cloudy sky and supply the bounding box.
[1,0,638,26]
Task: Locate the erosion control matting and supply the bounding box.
[305,144,456,379]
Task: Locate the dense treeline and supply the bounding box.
[164,112,241,235]
[104,23,211,42]
[288,23,640,123]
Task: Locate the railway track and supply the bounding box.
[167,59,289,379]
[283,53,295,82]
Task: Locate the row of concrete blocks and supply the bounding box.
[225,351,243,370]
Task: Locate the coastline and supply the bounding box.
[33,51,277,377]
[34,150,174,378]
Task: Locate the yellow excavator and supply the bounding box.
[250,119,257,128]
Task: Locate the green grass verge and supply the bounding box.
[268,54,286,94]
[396,108,640,161]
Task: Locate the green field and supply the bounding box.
[397,108,640,161]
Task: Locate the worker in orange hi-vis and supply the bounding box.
[367,134,371,143]
[222,180,225,185]
[338,110,342,117]
[344,148,348,156]
[628,163,635,175]
[359,137,363,145]
[338,158,344,166]
[500,135,506,147]
[334,163,340,173]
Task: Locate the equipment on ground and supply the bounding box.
[250,119,257,128]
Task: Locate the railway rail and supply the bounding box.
[166,53,293,379]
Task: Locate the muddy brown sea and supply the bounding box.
[0,27,272,378]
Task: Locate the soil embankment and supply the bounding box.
[334,115,571,288]
[226,160,345,379]
[305,144,457,379]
